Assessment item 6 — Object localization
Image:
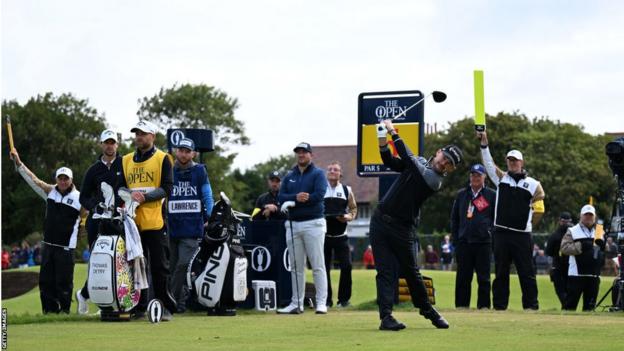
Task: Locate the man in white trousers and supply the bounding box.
[277,142,329,314]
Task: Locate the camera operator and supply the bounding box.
[545,212,573,308]
[560,205,605,311]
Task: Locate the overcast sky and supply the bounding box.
[2,1,623,169]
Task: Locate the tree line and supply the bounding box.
[1,85,618,245]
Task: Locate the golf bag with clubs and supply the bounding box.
[187,192,248,316]
[87,183,142,321]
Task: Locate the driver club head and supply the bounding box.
[432,91,447,103]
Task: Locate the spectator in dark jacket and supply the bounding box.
[451,164,496,309]
[252,171,286,221]
[544,211,572,308]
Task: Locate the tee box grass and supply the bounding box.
[2,265,623,351]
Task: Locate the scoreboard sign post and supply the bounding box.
[357,90,425,177]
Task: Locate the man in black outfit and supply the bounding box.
[544,212,572,308]
[76,129,124,314]
[372,119,463,331]
[451,164,496,309]
[252,171,286,221]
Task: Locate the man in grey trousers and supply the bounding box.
[167,138,214,313]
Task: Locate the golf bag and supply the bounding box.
[87,218,141,317]
[87,183,141,320]
[188,193,248,316]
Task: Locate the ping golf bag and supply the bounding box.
[188,193,248,316]
[87,184,141,320]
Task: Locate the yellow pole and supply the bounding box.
[6,116,16,153]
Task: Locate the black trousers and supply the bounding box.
[39,245,75,314]
[369,213,431,319]
[454,242,491,309]
[492,229,538,310]
[564,276,600,311]
[80,216,100,299]
[550,268,567,309]
[135,227,177,313]
[324,235,352,305]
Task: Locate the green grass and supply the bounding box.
[2,265,623,351]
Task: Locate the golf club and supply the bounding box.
[390,91,446,121]
[281,201,301,313]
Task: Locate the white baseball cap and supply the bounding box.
[580,204,596,216]
[506,150,524,161]
[55,167,73,179]
[130,120,158,134]
[100,129,117,143]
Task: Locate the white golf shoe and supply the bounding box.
[315,304,328,314]
[76,289,89,315]
[276,304,303,314]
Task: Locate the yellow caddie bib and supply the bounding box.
[123,149,167,231]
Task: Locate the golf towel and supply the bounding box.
[123,215,149,290]
[124,215,143,260]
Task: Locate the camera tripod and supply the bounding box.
[595,175,624,312]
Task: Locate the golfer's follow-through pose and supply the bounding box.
[371,119,462,331]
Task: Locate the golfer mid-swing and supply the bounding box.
[371,119,462,331]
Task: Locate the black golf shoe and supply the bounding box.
[379,315,406,331]
[420,307,449,329]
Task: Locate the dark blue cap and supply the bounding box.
[176,137,195,151]
[293,142,312,153]
[470,163,486,175]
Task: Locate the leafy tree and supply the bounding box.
[419,112,614,233]
[137,83,249,208]
[1,93,107,244]
[232,154,296,213]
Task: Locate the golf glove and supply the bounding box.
[281,201,296,213]
[376,123,388,138]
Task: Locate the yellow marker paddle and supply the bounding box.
[474,70,486,132]
[6,116,16,153]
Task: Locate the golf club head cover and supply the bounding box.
[281,201,296,213]
[118,187,139,219]
[100,182,115,210]
[376,123,388,138]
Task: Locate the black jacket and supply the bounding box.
[253,190,286,220]
[545,224,571,273]
[451,185,496,244]
[79,154,124,213]
[377,135,442,227]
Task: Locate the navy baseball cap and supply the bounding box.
[176,137,195,151]
[268,171,281,180]
[293,142,312,153]
[470,164,486,175]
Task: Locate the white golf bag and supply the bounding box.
[88,232,140,312]
[187,192,248,316]
[87,184,141,318]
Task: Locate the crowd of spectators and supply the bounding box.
[2,241,42,269]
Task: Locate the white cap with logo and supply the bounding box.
[100,129,118,143]
[580,204,596,216]
[130,120,158,134]
[506,150,524,161]
[55,167,73,179]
